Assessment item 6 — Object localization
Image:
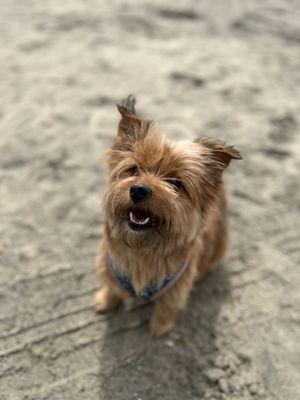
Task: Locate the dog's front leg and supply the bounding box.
[92,243,128,313]
[149,265,195,336]
[92,284,123,313]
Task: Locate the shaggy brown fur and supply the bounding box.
[93,96,241,336]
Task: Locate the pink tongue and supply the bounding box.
[133,210,150,222]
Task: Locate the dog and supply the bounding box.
[92,95,241,336]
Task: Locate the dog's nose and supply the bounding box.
[130,184,152,203]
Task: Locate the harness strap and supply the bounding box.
[106,255,189,302]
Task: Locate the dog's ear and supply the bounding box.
[193,138,241,209]
[194,137,241,173]
[107,103,152,170]
[116,104,151,142]
[116,95,152,141]
[116,104,142,139]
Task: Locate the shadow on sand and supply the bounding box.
[96,265,231,400]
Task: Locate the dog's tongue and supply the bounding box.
[132,209,150,222]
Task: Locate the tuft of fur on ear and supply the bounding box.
[195,137,241,170]
[119,94,136,115]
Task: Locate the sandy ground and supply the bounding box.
[1,1,300,399]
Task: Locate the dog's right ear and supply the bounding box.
[116,104,151,142]
[107,103,151,170]
[116,104,143,140]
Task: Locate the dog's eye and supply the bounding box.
[166,178,182,189]
[129,165,139,175]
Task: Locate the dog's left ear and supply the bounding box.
[194,137,242,174]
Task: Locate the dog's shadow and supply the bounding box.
[96,265,231,399]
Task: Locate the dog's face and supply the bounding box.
[103,106,240,249]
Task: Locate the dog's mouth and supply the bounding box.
[128,208,153,231]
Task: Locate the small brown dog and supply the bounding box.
[93,95,241,335]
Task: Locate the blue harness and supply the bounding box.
[107,256,189,302]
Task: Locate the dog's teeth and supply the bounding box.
[129,212,149,225]
[130,212,134,222]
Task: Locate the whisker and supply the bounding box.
[123,236,132,248]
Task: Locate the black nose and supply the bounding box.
[130,184,152,203]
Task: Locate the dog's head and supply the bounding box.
[103,99,241,249]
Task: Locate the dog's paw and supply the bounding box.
[92,288,120,313]
[149,316,174,336]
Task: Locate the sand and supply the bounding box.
[1,1,300,399]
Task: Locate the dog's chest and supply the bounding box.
[107,251,188,299]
